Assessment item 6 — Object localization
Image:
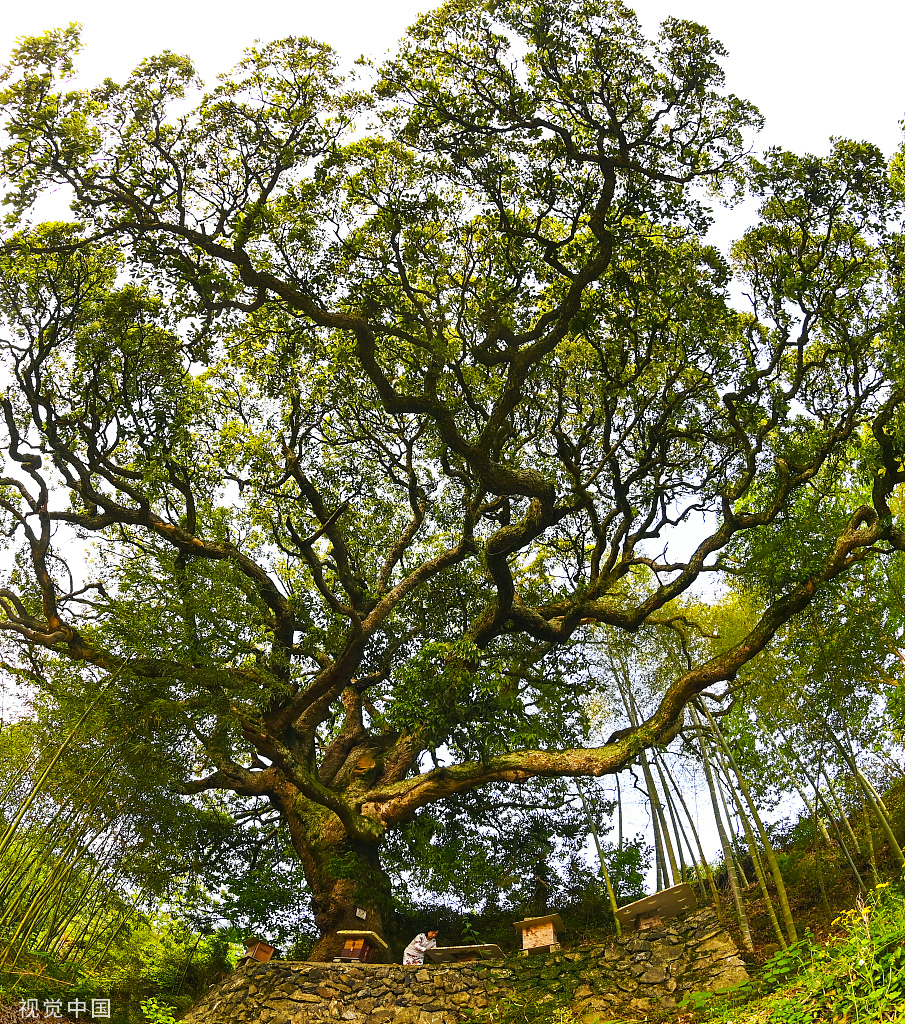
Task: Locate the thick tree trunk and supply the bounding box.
[279,793,394,962]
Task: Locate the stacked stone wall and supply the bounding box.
[182,907,747,1024]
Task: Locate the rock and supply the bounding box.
[696,936,736,954]
[181,914,749,1024]
[714,964,749,986]
[639,969,667,984]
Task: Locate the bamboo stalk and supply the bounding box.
[714,765,750,888]
[817,753,863,854]
[811,809,831,915]
[757,722,833,845]
[641,751,678,889]
[0,657,135,865]
[575,779,622,938]
[710,740,787,949]
[653,751,727,925]
[830,731,905,870]
[757,707,866,889]
[616,774,623,854]
[690,708,753,951]
[703,705,797,943]
[620,679,678,890]
[657,761,689,881]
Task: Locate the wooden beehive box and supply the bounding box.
[513,914,565,954]
[243,939,276,963]
[614,882,697,933]
[334,929,388,963]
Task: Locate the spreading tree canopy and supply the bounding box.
[1,0,905,955]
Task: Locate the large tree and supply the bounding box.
[1,0,904,956]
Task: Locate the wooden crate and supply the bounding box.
[244,940,276,963]
[513,914,565,955]
[613,882,697,933]
[334,929,389,963]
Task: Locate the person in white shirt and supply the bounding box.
[403,928,439,965]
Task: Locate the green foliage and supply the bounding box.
[0,948,98,1007]
[461,991,579,1024]
[106,917,228,1003]
[600,837,649,907]
[0,910,237,1023]
[687,881,905,1024]
[140,997,177,1024]
[383,778,613,912]
[754,936,814,996]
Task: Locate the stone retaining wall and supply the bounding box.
[183,908,747,1024]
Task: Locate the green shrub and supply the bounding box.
[140,997,177,1024]
[688,880,905,1024]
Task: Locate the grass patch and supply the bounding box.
[679,881,905,1024]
